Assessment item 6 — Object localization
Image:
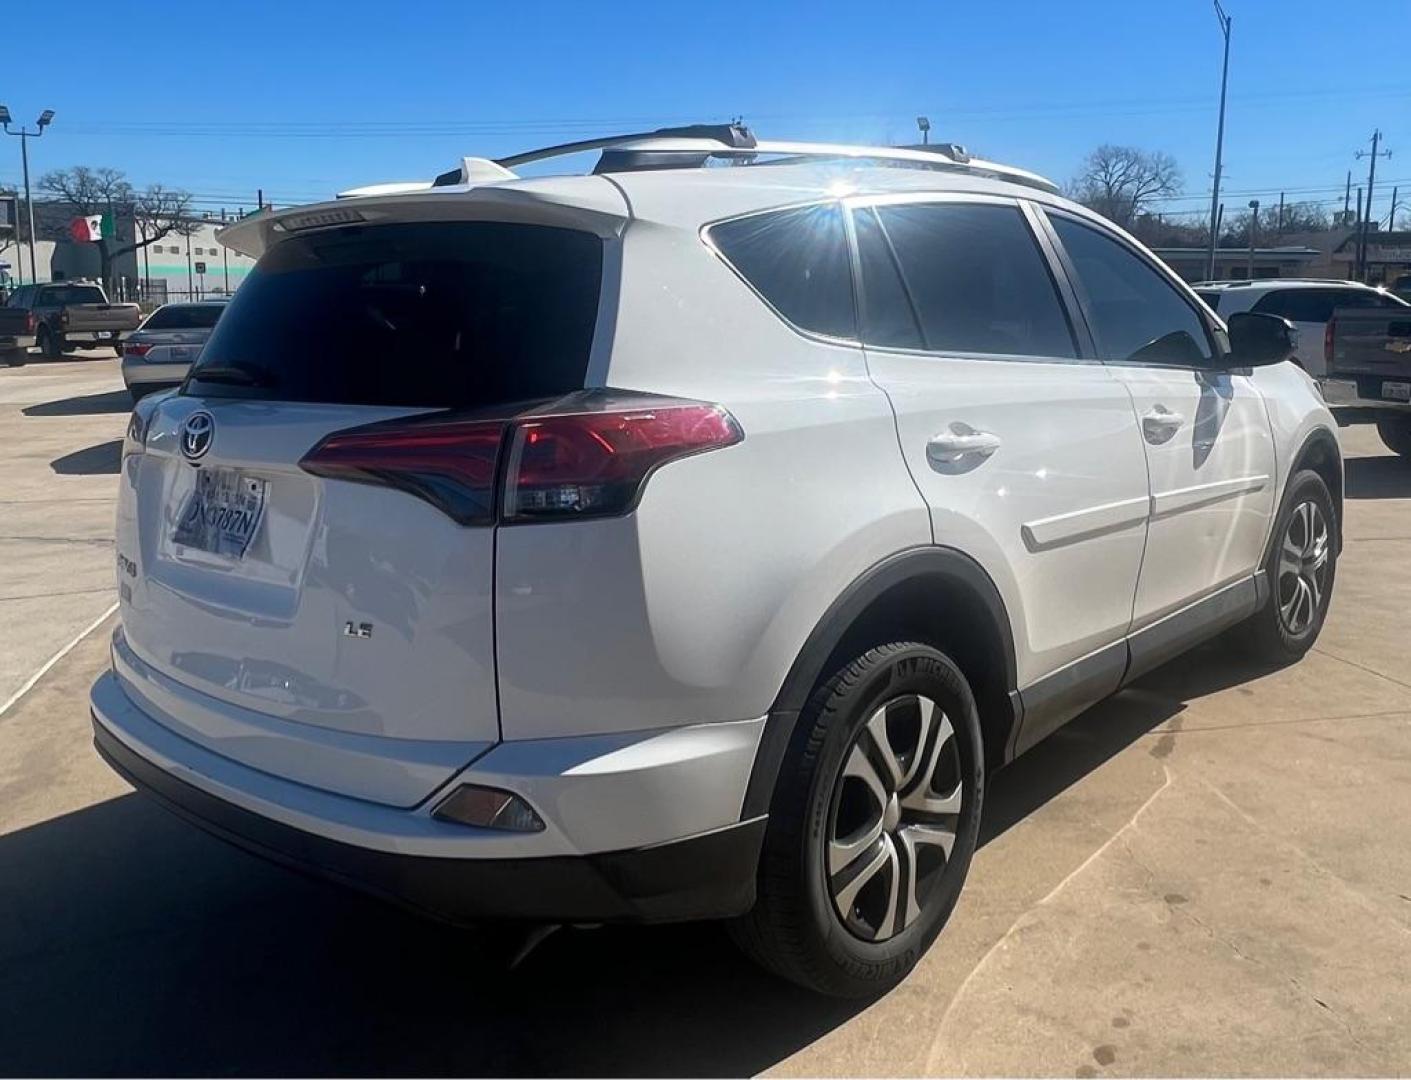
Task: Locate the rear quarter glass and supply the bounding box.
[185,221,603,409]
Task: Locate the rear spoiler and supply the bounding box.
[215,184,627,260]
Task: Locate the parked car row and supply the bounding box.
[1,281,226,399]
[1195,277,1411,454]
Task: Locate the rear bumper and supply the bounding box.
[90,668,766,924]
[121,358,190,387]
[1321,376,1411,412]
[0,335,35,351]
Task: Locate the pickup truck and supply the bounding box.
[3,281,142,359]
[0,302,35,366]
[1323,305,1411,455]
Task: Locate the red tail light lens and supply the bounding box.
[300,419,506,525]
[1325,318,1335,367]
[299,397,742,526]
[25,312,36,334]
[504,404,742,521]
[123,342,152,358]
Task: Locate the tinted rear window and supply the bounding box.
[1195,289,1222,312]
[40,285,105,306]
[143,304,225,330]
[708,203,856,339]
[187,221,602,407]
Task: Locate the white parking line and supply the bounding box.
[0,602,118,719]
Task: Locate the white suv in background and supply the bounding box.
[91,127,1342,997]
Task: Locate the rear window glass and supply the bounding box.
[40,285,105,306]
[186,221,603,407]
[143,304,224,330]
[708,203,856,339]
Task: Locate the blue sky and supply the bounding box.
[5,0,1410,226]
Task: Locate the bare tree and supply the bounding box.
[1221,200,1331,245]
[38,166,196,291]
[1070,145,1182,229]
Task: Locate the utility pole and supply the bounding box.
[1277,191,1285,236]
[1205,1,1232,280]
[1247,199,1260,280]
[257,188,264,211]
[1355,129,1392,280]
[185,218,194,299]
[1389,186,1400,233]
[1354,188,1364,280]
[1344,170,1352,222]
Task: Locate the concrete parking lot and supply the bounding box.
[1,354,1409,1076]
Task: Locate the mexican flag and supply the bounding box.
[69,213,115,242]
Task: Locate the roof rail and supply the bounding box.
[491,126,1056,194]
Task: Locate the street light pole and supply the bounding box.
[1247,199,1259,280]
[1205,1,1232,281]
[0,107,54,285]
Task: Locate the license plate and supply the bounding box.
[170,346,192,360]
[173,469,267,557]
[1382,380,1411,402]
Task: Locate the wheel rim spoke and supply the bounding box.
[900,711,962,815]
[896,823,957,929]
[830,833,900,940]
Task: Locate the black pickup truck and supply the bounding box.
[1323,304,1411,455]
[3,281,142,360]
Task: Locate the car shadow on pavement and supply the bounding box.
[22,389,133,418]
[49,439,122,476]
[1344,453,1411,500]
[0,644,1273,1077]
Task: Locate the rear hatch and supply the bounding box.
[116,218,605,806]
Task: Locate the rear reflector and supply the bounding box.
[433,785,544,832]
[299,394,742,526]
[1325,318,1335,368]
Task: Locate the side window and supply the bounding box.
[708,203,856,340]
[1051,215,1214,365]
[875,202,1077,358]
[853,206,923,349]
[1253,289,1337,322]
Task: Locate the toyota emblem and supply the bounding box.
[181,411,215,461]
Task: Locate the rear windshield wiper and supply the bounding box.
[188,362,275,387]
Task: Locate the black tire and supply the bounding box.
[1376,415,1411,457]
[38,327,61,360]
[2,348,23,367]
[1235,469,1337,663]
[730,641,984,998]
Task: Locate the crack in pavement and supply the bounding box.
[923,765,1174,1075]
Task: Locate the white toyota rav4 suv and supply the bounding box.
[92,126,1342,998]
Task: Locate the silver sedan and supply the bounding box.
[120,301,228,399]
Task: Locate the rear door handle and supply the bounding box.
[1141,406,1185,445]
[927,427,1002,464]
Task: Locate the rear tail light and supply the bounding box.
[299,394,742,526]
[300,418,506,525]
[25,312,35,334]
[123,342,152,358]
[1325,318,1335,367]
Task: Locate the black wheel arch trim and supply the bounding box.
[741,545,1021,818]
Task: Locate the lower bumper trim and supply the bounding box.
[94,716,765,926]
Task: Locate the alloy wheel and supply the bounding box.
[1277,500,1330,636]
[826,693,963,942]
